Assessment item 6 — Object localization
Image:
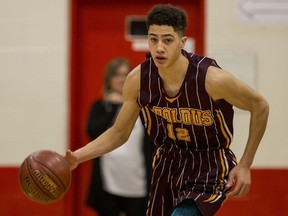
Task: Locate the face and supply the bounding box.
[110,64,129,94]
[148,25,186,69]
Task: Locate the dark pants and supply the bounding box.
[96,192,147,216]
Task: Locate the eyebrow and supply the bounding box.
[148,33,175,37]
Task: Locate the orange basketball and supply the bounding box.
[18,150,71,204]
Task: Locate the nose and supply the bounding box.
[156,41,165,53]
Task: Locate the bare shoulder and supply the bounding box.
[206,66,235,85]
[123,65,141,100]
[206,65,268,111]
[127,65,141,83]
[205,66,236,100]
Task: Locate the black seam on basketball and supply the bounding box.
[31,153,69,191]
[25,158,53,202]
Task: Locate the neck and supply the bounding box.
[158,55,189,97]
[158,54,188,80]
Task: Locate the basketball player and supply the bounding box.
[65,4,269,216]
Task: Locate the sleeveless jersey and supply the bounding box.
[137,50,237,216]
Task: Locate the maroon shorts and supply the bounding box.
[146,146,237,216]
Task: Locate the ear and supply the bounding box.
[180,36,187,49]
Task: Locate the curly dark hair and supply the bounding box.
[146,4,187,36]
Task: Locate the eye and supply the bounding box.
[149,37,157,43]
[164,38,173,44]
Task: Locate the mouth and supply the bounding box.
[155,56,167,63]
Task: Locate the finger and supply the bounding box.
[226,188,238,198]
[226,181,241,198]
[237,183,250,197]
[225,172,236,189]
[64,150,73,159]
[64,150,73,164]
[227,180,250,198]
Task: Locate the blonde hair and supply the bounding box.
[102,57,131,95]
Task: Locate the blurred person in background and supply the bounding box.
[85,57,154,216]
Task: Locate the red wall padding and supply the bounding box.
[1,168,288,215]
[217,169,288,216]
[0,167,72,216]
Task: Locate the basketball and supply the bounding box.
[18,150,71,204]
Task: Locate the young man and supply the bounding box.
[65,4,269,216]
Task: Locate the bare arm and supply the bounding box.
[206,66,269,197]
[65,66,141,169]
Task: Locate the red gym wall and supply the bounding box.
[1,1,287,216]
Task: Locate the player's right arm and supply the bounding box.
[65,65,141,170]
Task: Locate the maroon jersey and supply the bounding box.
[138,50,237,216]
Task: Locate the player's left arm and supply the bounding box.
[206,65,269,198]
[65,66,141,170]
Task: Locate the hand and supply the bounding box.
[64,150,79,171]
[225,164,251,199]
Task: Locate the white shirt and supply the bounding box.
[101,117,146,197]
